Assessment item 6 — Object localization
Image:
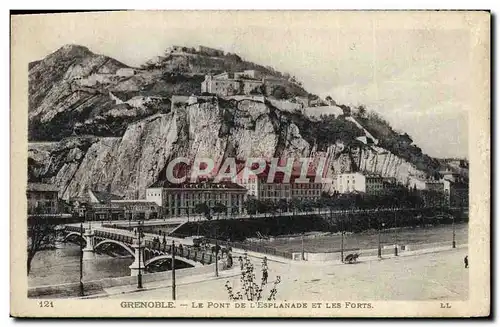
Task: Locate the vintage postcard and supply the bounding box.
[10,10,490,318]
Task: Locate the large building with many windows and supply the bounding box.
[335,172,398,195]
[233,163,323,201]
[146,179,247,217]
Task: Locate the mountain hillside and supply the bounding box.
[28,45,315,141]
[27,44,462,199]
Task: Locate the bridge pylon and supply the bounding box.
[129,239,145,277]
[82,228,95,261]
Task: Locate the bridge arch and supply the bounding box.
[63,232,86,243]
[144,255,201,268]
[94,240,135,257]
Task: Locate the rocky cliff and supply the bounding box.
[29,96,430,199]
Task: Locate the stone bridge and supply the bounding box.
[63,226,217,276]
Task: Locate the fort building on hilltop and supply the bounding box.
[165,45,225,57]
[201,71,264,96]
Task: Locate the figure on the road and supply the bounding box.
[464,255,468,268]
[262,270,268,285]
[262,256,269,285]
[238,256,243,270]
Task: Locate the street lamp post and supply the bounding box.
[137,219,143,289]
[340,211,345,262]
[394,208,398,257]
[340,230,345,263]
[171,240,176,300]
[79,219,84,297]
[378,221,385,259]
[452,214,456,249]
[301,233,305,261]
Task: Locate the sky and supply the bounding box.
[14,11,473,159]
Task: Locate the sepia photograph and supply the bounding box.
[10,10,490,317]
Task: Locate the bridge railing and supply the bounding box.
[92,229,216,264]
[93,230,134,245]
[143,242,215,265]
[198,237,293,260]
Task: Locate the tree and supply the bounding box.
[194,202,212,220]
[263,200,278,217]
[27,207,59,274]
[244,198,259,216]
[301,199,315,212]
[225,254,281,301]
[289,198,303,215]
[255,200,268,216]
[271,86,289,100]
[212,202,227,220]
[358,105,366,117]
[277,199,288,213]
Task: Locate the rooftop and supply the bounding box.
[148,179,246,190]
[90,190,124,203]
[110,200,159,206]
[236,160,324,183]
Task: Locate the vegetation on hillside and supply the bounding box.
[280,110,365,150]
[353,109,442,178]
[141,48,313,100]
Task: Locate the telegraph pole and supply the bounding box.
[215,227,219,277]
[171,240,176,300]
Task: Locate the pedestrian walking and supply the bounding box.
[238,256,244,270]
[262,269,268,285]
[464,255,469,268]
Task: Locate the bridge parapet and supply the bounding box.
[65,225,84,233]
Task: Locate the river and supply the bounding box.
[28,242,134,287]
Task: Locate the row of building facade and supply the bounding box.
[27,167,468,220]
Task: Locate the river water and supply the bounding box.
[28,242,134,287]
